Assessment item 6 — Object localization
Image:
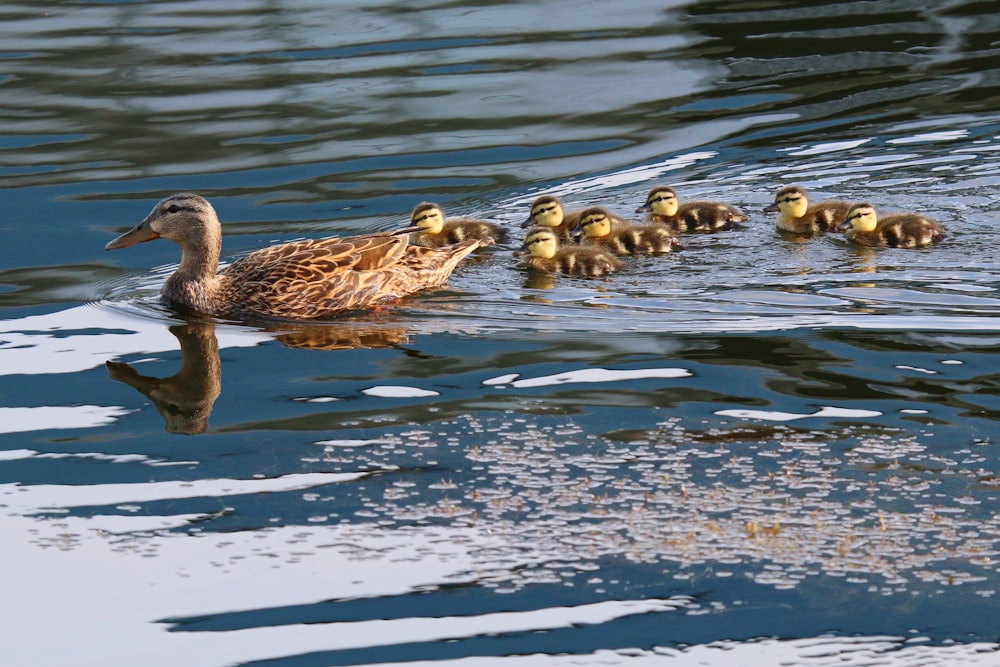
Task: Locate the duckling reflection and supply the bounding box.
[521,269,558,290]
[106,321,220,435]
[107,319,411,434]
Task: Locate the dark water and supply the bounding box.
[3,1,1000,665]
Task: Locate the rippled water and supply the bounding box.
[4,1,1000,665]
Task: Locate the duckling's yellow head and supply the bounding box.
[411,202,445,234]
[838,203,878,233]
[764,185,809,218]
[637,186,678,216]
[575,207,613,238]
[522,228,559,259]
[524,195,564,229]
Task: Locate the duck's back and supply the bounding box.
[586,224,679,255]
[525,246,621,276]
[393,239,480,282]
[782,200,852,234]
[653,201,745,232]
[414,218,504,247]
[217,232,477,319]
[870,213,945,248]
[218,235,402,318]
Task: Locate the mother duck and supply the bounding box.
[106,193,481,320]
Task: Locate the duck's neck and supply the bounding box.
[163,232,224,312]
[177,232,222,280]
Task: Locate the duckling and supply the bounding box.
[763,185,852,234]
[520,227,622,277]
[574,206,682,255]
[105,193,481,320]
[520,195,583,242]
[836,202,945,248]
[409,202,505,248]
[635,185,747,232]
[521,195,627,241]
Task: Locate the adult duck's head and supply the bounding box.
[106,193,223,280]
[106,193,221,251]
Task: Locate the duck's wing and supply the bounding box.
[234,231,409,274]
[442,219,502,246]
[223,231,413,318]
[889,215,946,247]
[679,201,746,229]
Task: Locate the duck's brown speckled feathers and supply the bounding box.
[636,185,746,232]
[106,193,480,320]
[836,203,945,248]
[520,227,622,277]
[409,202,505,248]
[763,185,852,234]
[575,206,682,256]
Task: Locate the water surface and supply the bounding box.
[3,1,1000,665]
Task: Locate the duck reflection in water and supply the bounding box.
[107,319,411,435]
[106,321,220,435]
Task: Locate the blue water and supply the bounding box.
[3,1,1000,665]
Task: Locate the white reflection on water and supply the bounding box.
[485,367,692,389]
[0,499,689,667]
[355,638,1000,666]
[0,305,268,377]
[2,497,996,665]
[2,450,194,466]
[888,130,970,144]
[0,405,133,434]
[362,385,441,398]
[2,471,373,515]
[715,406,883,422]
[784,139,873,156]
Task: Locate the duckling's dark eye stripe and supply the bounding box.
[533,204,557,216]
[780,196,801,204]
[650,195,674,204]
[415,213,435,223]
[165,204,194,213]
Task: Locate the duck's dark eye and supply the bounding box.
[166,204,180,213]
